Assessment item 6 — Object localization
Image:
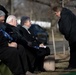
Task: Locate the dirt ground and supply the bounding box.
[0,51,76,75]
[37,52,76,75]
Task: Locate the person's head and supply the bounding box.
[52,6,62,17]
[6,15,17,27]
[0,5,8,22]
[21,16,31,28]
[0,10,5,23]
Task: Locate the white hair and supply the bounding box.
[6,15,17,23]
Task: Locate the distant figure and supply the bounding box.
[0,5,8,22]
[52,6,76,70]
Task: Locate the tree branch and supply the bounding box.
[27,0,51,7]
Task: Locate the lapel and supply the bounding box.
[20,27,31,39]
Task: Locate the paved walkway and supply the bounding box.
[38,53,76,75]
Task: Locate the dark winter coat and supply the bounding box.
[18,25,40,46]
[58,8,76,45]
[4,23,28,46]
[18,25,50,56]
[0,30,8,48]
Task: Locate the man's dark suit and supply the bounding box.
[19,25,50,71]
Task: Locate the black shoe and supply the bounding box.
[35,68,46,72]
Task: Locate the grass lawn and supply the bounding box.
[0,63,13,75]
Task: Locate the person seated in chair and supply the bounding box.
[5,15,36,73]
[19,16,50,71]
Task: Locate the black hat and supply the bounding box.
[21,16,30,25]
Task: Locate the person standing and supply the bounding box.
[52,6,76,69]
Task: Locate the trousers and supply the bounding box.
[0,45,29,75]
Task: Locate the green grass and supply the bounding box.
[0,63,13,75]
[61,72,76,75]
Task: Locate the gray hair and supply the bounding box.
[0,10,5,16]
[21,16,30,25]
[6,15,17,23]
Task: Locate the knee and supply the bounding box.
[10,48,18,55]
[18,45,25,53]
